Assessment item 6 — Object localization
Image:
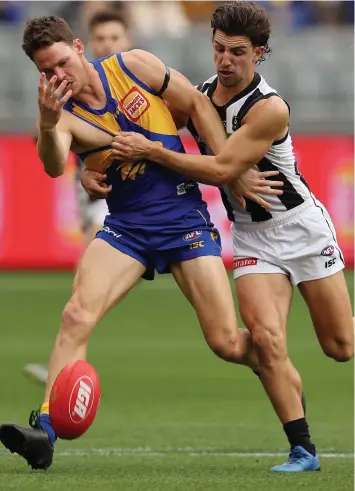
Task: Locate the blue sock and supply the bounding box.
[39,411,57,446]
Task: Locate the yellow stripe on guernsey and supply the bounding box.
[64,53,183,175]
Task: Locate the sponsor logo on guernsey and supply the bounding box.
[183,231,202,241]
[233,257,258,269]
[120,87,150,121]
[321,245,335,256]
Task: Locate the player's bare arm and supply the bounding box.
[121,50,227,155]
[37,73,73,177]
[111,96,289,186]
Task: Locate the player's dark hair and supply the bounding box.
[211,1,271,63]
[88,11,128,33]
[22,16,75,61]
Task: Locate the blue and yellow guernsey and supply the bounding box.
[64,53,204,224]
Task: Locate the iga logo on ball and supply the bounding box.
[49,360,101,439]
[69,376,95,423]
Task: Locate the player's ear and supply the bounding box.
[73,39,84,56]
[253,46,264,64]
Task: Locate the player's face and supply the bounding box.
[89,21,131,58]
[213,30,263,88]
[33,40,86,96]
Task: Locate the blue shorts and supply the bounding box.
[96,206,222,280]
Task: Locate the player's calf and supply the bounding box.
[43,295,99,401]
[299,272,354,363]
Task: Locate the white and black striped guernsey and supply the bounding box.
[187,72,312,224]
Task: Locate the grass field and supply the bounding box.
[0,270,353,490]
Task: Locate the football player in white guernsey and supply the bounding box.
[106,1,354,473]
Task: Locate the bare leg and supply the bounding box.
[236,273,304,424]
[171,256,258,369]
[299,270,354,362]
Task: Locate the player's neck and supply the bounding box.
[214,71,256,106]
[73,60,107,110]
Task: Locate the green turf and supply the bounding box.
[0,270,353,490]
[0,455,353,491]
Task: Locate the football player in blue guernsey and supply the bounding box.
[0,15,283,471]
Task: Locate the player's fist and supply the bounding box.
[80,168,112,199]
[111,132,153,160]
[38,73,72,130]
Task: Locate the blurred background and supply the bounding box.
[0,0,353,269]
[0,4,353,486]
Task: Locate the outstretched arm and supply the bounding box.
[112,97,289,186]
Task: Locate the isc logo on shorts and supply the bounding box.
[233,258,258,269]
[120,87,150,121]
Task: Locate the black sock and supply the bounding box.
[283,418,316,456]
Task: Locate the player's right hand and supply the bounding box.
[80,168,112,199]
[38,74,72,130]
[229,168,284,210]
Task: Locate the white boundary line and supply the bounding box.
[2,448,353,458]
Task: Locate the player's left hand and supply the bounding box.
[80,168,112,199]
[229,168,284,210]
[111,132,152,160]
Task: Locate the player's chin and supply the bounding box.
[218,74,241,88]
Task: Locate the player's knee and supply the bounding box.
[322,337,354,362]
[207,337,242,363]
[250,321,286,366]
[60,297,97,345]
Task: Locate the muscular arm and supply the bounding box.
[37,115,72,178]
[142,97,289,186]
[121,50,226,154]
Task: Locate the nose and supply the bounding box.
[53,67,66,81]
[221,51,233,66]
[103,41,113,54]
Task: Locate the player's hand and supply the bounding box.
[229,168,284,210]
[80,168,112,199]
[38,73,72,130]
[111,132,153,160]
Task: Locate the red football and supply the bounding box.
[49,360,101,440]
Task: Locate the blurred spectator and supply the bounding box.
[0,1,26,24]
[58,1,128,42]
[259,0,353,32]
[181,1,218,23]
[125,1,191,38]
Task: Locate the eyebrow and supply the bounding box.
[214,41,249,50]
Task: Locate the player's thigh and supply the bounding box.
[298,270,354,361]
[171,256,239,346]
[86,223,103,245]
[235,273,293,361]
[72,237,145,321]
